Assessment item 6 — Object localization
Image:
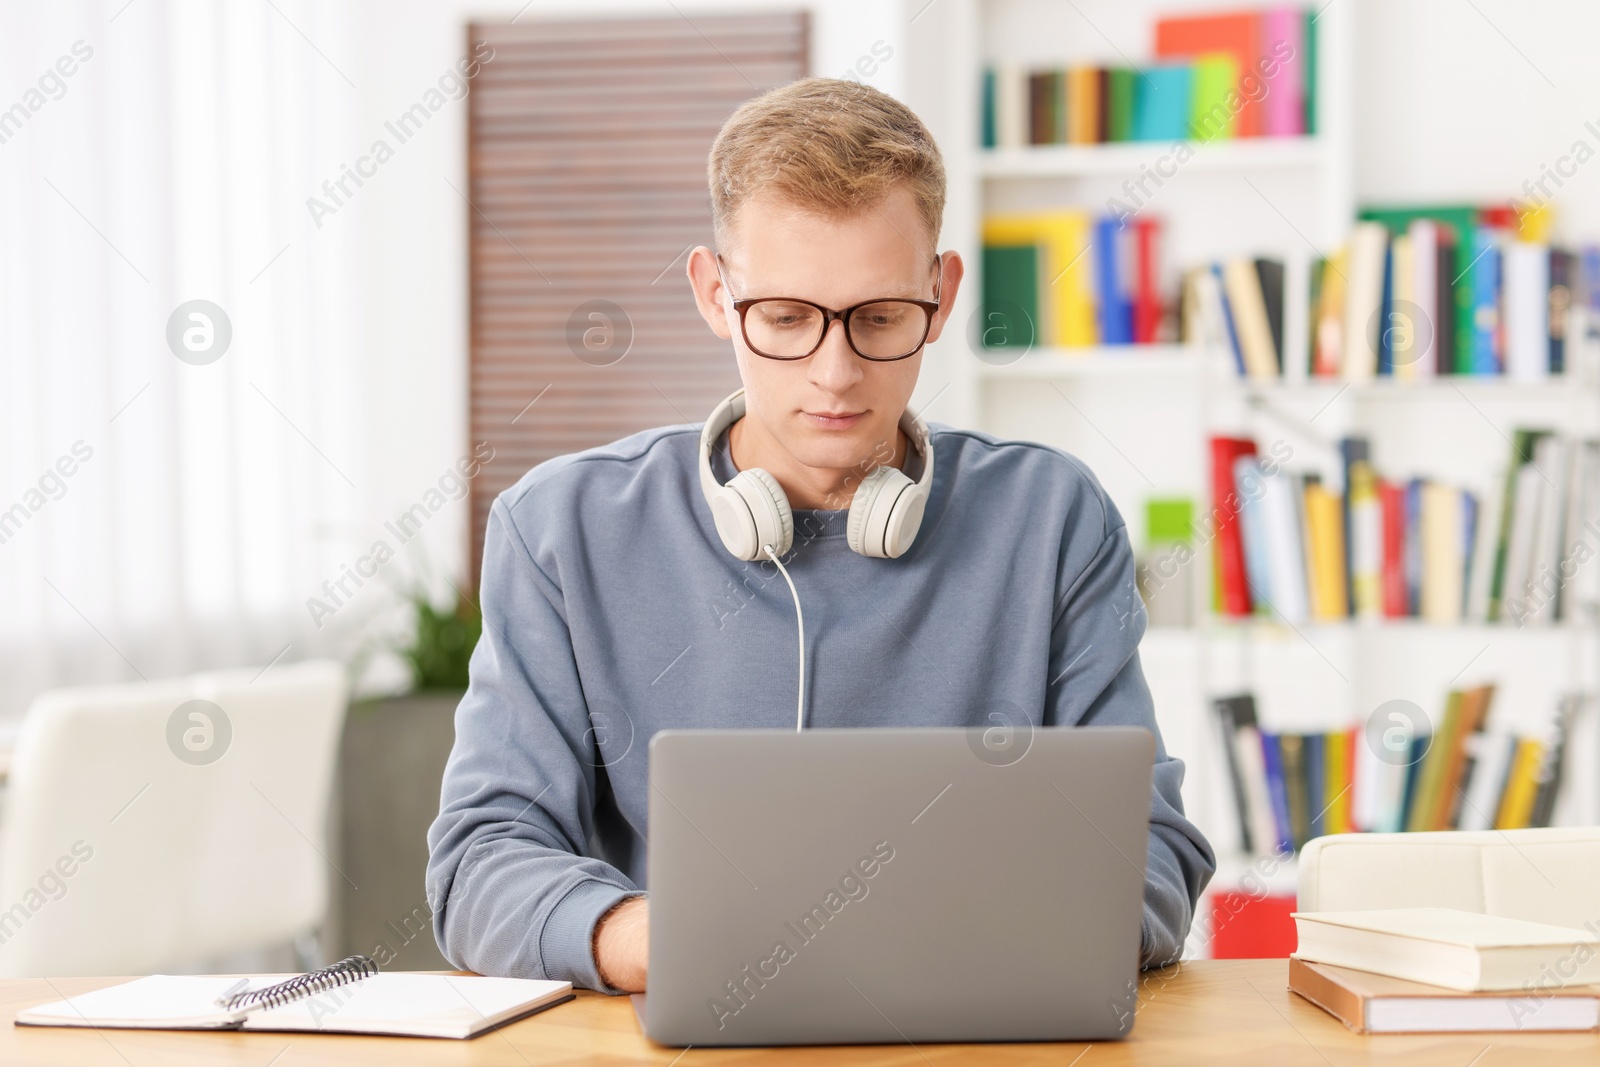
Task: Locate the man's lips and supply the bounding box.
[802,410,865,428]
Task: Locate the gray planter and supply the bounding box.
[334,691,461,970]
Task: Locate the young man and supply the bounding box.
[427,77,1214,995]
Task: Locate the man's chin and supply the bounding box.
[785,430,893,475]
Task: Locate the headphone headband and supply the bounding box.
[698,389,935,560]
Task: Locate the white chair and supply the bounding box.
[1299,828,1600,932]
[0,659,347,977]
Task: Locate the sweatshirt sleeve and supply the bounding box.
[426,497,643,992]
[1044,509,1216,970]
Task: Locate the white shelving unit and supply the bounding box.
[906,0,1600,954]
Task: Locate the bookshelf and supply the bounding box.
[908,0,1600,955]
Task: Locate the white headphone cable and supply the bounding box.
[762,544,806,732]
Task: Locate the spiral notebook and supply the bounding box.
[15,956,574,1040]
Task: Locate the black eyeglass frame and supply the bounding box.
[715,253,943,362]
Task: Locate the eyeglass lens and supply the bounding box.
[744,300,930,360]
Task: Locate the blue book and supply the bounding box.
[1212,263,1246,376]
[1404,478,1424,616]
[1376,243,1395,375]
[1460,490,1478,619]
[980,68,996,149]
[1133,64,1193,142]
[1472,227,1503,374]
[1304,732,1325,839]
[1235,456,1273,611]
[1094,216,1133,344]
[1398,732,1433,830]
[1259,731,1294,855]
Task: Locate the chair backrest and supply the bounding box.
[0,659,347,976]
[1299,828,1600,934]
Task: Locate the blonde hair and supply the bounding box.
[707,77,946,256]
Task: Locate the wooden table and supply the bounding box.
[3,960,1597,1065]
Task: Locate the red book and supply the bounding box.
[1343,724,1360,832]
[1133,216,1162,344]
[1378,478,1406,617]
[1210,891,1297,959]
[1210,436,1257,616]
[1154,12,1263,138]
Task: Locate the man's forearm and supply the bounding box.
[593,895,649,993]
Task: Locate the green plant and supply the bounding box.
[397,587,482,691]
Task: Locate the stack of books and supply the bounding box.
[1213,691,1581,856]
[981,211,1166,348]
[1207,432,1600,625]
[1186,206,1595,381]
[1290,909,1600,1033]
[982,6,1316,148]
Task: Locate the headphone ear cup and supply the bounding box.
[847,466,915,559]
[727,468,793,559]
[880,481,929,558]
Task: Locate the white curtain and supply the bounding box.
[0,0,367,718]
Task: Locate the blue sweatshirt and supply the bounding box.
[426,419,1215,992]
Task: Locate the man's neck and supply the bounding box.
[727,416,909,511]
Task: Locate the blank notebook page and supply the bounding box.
[244,974,570,1036]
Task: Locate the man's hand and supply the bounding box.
[593,895,649,993]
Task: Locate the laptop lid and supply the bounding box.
[644,726,1154,1046]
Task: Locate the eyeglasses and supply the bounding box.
[716,253,942,362]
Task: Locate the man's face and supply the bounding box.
[699,185,951,476]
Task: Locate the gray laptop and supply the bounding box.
[640,725,1154,1046]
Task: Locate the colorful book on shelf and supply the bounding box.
[1471,223,1505,374]
[1221,259,1279,379]
[1303,478,1349,620]
[1094,215,1134,344]
[1210,436,1259,616]
[1133,217,1163,344]
[1486,429,1548,622]
[1259,730,1294,854]
[1106,68,1136,142]
[1134,64,1194,142]
[1304,9,1318,134]
[1067,66,1100,144]
[1261,6,1305,137]
[983,211,1094,347]
[1549,249,1573,374]
[1223,686,1577,846]
[979,244,1040,350]
[1209,430,1600,626]
[1188,55,1240,141]
[1154,10,1260,138]
[1279,732,1310,849]
[1304,731,1325,839]
[1358,205,1481,374]
[980,68,996,149]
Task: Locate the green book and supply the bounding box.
[1358,205,1481,374]
[1188,55,1238,141]
[1280,734,1309,849]
[981,244,1040,349]
[1305,9,1318,135]
[1106,68,1135,142]
[1407,690,1461,832]
[1307,257,1326,377]
[1487,429,1550,620]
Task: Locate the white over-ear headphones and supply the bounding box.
[698,389,935,561]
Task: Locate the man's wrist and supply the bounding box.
[592,893,648,993]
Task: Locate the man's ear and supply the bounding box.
[922,251,964,346]
[687,246,733,340]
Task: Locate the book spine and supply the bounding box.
[1211,437,1258,616]
[1260,731,1294,855]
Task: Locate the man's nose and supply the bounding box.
[806,318,864,394]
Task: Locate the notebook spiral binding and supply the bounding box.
[217,954,379,1013]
